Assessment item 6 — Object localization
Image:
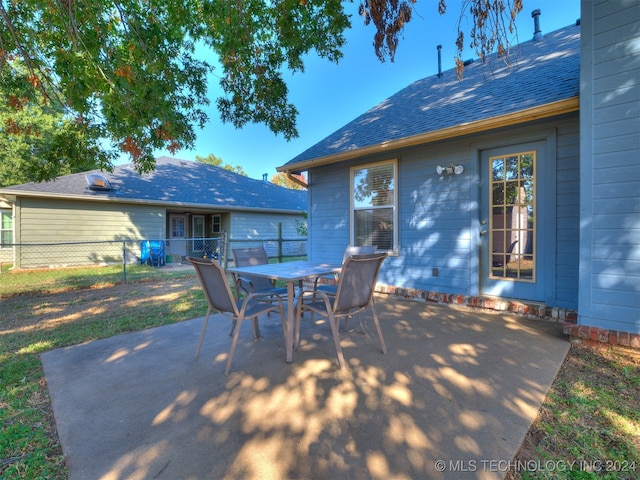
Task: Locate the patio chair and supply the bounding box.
[309,245,377,330]
[187,257,286,375]
[232,246,288,297]
[312,245,377,295]
[231,246,288,334]
[295,252,388,370]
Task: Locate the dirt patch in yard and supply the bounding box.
[1,276,201,336]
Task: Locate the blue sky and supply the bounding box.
[153,0,581,180]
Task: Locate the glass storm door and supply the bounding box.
[192,215,205,253]
[168,214,187,258]
[480,143,546,301]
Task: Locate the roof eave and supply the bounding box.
[0,191,303,214]
[278,97,579,173]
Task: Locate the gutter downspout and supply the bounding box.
[286,170,308,189]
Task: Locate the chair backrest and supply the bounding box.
[188,257,237,315]
[505,239,519,264]
[493,239,519,267]
[342,245,377,263]
[231,246,275,291]
[334,252,387,312]
[232,246,269,267]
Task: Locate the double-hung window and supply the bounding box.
[351,160,397,252]
[211,214,221,234]
[1,210,12,248]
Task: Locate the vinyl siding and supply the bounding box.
[308,117,581,307]
[16,198,165,242]
[555,120,581,307]
[229,211,306,259]
[579,0,640,333]
[308,166,352,262]
[13,198,165,268]
[398,143,473,294]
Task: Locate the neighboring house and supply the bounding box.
[278,1,640,340]
[0,156,307,268]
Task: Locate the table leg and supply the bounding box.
[286,280,295,363]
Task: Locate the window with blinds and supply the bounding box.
[351,160,397,252]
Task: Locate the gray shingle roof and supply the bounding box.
[0,157,306,212]
[283,22,580,167]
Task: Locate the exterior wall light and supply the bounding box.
[436,164,464,175]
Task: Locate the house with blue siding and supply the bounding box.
[0,156,307,268]
[278,0,639,343]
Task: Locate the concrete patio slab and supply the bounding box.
[41,296,569,479]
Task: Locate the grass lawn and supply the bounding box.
[506,345,640,480]
[1,266,639,479]
[1,266,206,479]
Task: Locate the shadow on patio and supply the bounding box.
[42,295,568,480]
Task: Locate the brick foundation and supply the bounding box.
[376,284,577,321]
[561,323,640,350]
[373,284,639,351]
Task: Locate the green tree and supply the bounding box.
[0,1,521,178]
[361,0,523,78]
[0,61,102,187]
[270,172,307,190]
[195,153,247,176]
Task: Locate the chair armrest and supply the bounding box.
[297,289,333,305]
[238,290,285,316]
[232,275,254,300]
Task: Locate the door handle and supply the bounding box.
[480,230,488,236]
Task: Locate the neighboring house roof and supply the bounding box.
[0,156,306,213]
[280,21,580,172]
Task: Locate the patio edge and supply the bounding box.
[373,284,639,352]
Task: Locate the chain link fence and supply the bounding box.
[0,233,307,297]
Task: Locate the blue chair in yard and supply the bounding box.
[141,240,165,267]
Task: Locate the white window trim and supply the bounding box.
[211,214,221,234]
[350,159,398,254]
[0,209,13,249]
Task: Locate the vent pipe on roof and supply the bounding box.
[532,9,542,41]
[437,44,443,77]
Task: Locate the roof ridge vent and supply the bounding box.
[86,173,112,191]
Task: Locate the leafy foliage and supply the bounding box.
[452,0,524,78]
[359,0,523,78]
[359,0,416,62]
[270,171,307,190]
[195,153,247,176]
[0,0,349,177]
[1,1,521,180]
[0,61,102,187]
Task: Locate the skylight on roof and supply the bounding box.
[86,173,112,191]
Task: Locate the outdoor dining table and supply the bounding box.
[226,260,342,363]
